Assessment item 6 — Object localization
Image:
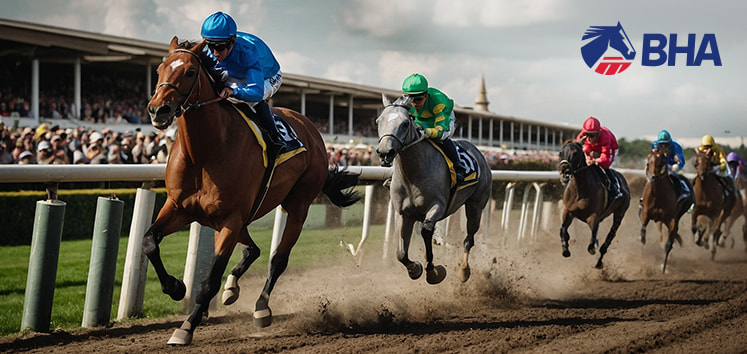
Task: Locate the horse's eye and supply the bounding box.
[186,69,196,78]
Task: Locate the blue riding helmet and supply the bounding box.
[657,130,672,144]
[201,12,237,40]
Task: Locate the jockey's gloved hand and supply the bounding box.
[424,128,438,138]
[711,165,721,174]
[587,156,596,166]
[671,164,680,173]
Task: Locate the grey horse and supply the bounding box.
[376,94,492,284]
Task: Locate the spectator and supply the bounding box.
[17,150,35,164]
[36,140,55,164]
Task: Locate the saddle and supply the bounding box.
[426,140,479,190]
[229,103,305,168]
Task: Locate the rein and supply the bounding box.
[377,104,426,151]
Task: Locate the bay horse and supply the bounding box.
[144,37,359,345]
[640,149,694,273]
[558,141,630,268]
[691,149,736,259]
[375,95,491,284]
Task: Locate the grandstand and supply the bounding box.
[0,17,579,152]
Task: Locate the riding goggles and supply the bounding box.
[207,39,232,52]
[408,94,426,102]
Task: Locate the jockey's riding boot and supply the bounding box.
[673,175,689,204]
[254,101,287,159]
[441,138,466,182]
[605,169,622,199]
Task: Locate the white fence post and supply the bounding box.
[117,187,155,320]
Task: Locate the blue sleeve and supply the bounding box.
[231,44,265,102]
[673,142,685,169]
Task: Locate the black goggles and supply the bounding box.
[207,40,232,52]
[408,94,426,102]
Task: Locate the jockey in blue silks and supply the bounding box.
[201,11,287,157]
[650,130,690,203]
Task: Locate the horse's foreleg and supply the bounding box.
[397,215,422,280]
[640,217,650,245]
[662,218,678,274]
[168,227,236,346]
[587,217,600,256]
[595,211,622,269]
[222,228,260,306]
[422,207,447,285]
[254,215,303,328]
[142,199,189,301]
[559,210,573,257]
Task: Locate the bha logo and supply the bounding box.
[582,22,722,75]
[581,22,636,75]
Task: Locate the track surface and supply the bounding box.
[3,180,747,353]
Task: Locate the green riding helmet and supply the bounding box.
[402,73,428,95]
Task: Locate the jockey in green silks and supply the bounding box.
[402,73,466,182]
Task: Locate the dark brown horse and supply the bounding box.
[558,141,630,268]
[691,149,735,259]
[144,37,359,345]
[640,149,694,273]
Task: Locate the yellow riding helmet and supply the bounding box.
[701,134,715,146]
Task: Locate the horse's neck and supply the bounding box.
[396,141,441,182]
[178,99,233,163]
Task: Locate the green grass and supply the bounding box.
[0,203,381,338]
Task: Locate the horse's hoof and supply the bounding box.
[587,244,597,255]
[165,276,186,301]
[167,328,192,346]
[459,263,471,283]
[406,262,423,280]
[640,235,646,245]
[222,288,239,306]
[594,260,604,269]
[562,249,571,258]
[254,307,272,328]
[426,265,447,285]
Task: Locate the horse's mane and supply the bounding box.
[392,95,413,107]
[168,38,226,94]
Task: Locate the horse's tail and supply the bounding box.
[322,166,360,207]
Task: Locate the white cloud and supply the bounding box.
[433,0,569,27]
[334,0,421,37]
[275,51,315,75]
[667,83,721,107]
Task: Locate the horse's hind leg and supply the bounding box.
[222,228,260,306]
[142,199,190,301]
[459,204,483,283]
[253,210,306,328]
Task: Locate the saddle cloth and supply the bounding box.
[230,104,305,168]
[426,139,479,190]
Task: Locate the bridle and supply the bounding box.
[154,48,221,117]
[645,150,667,181]
[377,103,426,152]
[558,143,588,184]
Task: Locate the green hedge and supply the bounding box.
[0,188,168,246]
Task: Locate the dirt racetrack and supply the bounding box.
[2,177,747,353]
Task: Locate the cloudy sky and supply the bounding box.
[1,0,744,142]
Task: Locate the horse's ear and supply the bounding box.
[168,36,180,51]
[194,40,207,54]
[382,93,391,107]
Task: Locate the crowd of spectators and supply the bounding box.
[0,62,150,124]
[0,119,174,165]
